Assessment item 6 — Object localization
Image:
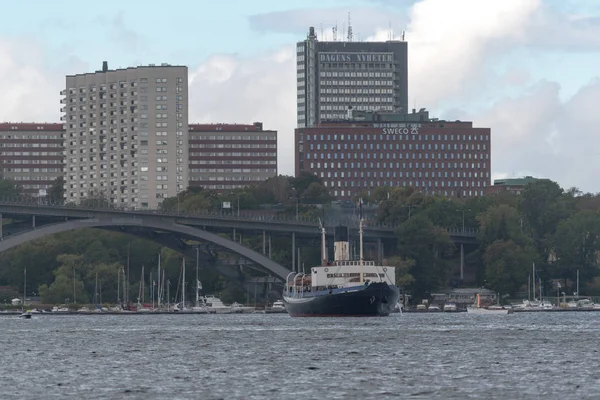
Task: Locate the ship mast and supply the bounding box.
[359,198,364,285]
[319,218,327,264]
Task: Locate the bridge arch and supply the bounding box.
[0,217,290,280]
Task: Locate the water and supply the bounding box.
[0,312,598,399]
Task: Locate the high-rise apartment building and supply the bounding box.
[62,62,188,209]
[295,110,491,200]
[0,123,64,197]
[188,122,277,190]
[296,26,408,128]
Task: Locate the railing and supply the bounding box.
[0,198,478,238]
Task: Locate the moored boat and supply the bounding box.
[283,217,399,317]
[467,294,513,314]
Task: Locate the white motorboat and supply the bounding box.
[203,296,235,314]
[428,304,442,312]
[19,310,32,319]
[52,306,70,313]
[271,300,285,310]
[443,303,458,312]
[467,305,511,315]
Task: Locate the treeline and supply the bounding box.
[3,173,600,305]
[370,181,600,300]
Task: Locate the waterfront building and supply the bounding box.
[483,176,547,196]
[295,109,491,200]
[296,26,408,128]
[62,61,188,209]
[188,123,277,190]
[0,123,64,197]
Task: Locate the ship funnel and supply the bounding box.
[334,226,350,261]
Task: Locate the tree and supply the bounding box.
[302,182,332,204]
[0,177,21,199]
[483,240,536,297]
[290,172,322,196]
[477,204,530,248]
[45,176,65,205]
[519,180,574,261]
[395,214,455,299]
[553,210,600,292]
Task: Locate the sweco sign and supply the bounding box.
[382,125,420,135]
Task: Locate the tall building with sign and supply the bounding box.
[295,109,491,200]
[296,26,408,128]
[188,122,278,190]
[62,62,188,210]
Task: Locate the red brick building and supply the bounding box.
[188,122,277,190]
[0,123,64,196]
[295,110,491,200]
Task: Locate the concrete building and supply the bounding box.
[188,123,277,190]
[295,109,491,200]
[0,123,64,197]
[483,176,546,196]
[297,26,408,128]
[62,61,188,209]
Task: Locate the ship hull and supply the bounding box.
[283,283,399,317]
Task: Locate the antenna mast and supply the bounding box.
[347,12,353,42]
[332,23,337,41]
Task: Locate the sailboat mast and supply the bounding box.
[157,253,161,308]
[126,244,130,305]
[532,263,536,301]
[23,266,26,311]
[196,247,199,306]
[95,272,98,307]
[117,266,120,306]
[577,269,580,298]
[182,257,186,309]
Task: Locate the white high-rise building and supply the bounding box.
[61,62,188,209]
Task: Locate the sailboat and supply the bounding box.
[20,267,32,319]
[467,293,512,315]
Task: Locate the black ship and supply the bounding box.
[283,219,399,317]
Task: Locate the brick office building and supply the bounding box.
[188,122,277,190]
[295,109,491,200]
[0,123,64,197]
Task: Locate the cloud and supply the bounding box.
[0,37,64,123]
[405,0,542,108]
[248,7,407,41]
[188,47,297,175]
[94,12,141,51]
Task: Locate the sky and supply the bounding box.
[1,0,600,192]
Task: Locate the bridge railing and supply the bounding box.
[0,198,478,238]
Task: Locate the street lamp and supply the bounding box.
[402,205,419,220]
[457,209,471,232]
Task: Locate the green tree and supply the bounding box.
[553,210,600,292]
[302,182,332,204]
[45,176,65,205]
[395,214,455,299]
[0,177,21,199]
[519,180,574,262]
[483,240,536,297]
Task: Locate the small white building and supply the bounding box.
[11,298,22,306]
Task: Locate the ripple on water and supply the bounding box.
[1,312,600,399]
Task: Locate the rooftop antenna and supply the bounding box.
[320,22,323,40]
[402,30,406,41]
[342,21,346,42]
[388,22,392,40]
[332,23,337,41]
[347,12,353,42]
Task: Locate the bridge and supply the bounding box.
[0,201,478,281]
